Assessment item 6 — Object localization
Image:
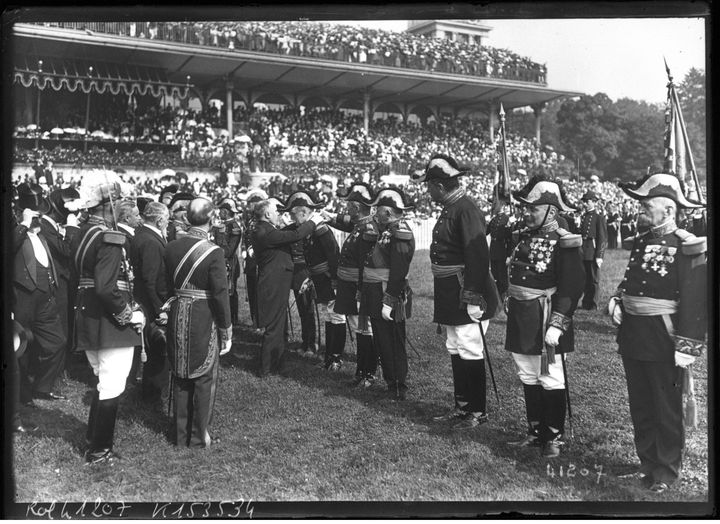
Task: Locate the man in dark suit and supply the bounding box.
[130,202,170,402]
[579,190,608,310]
[38,187,81,356]
[251,199,323,377]
[13,184,68,404]
[165,198,232,448]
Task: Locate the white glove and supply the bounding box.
[596,258,603,268]
[674,351,696,368]
[381,303,393,321]
[607,297,623,326]
[130,310,145,332]
[309,212,325,226]
[544,326,563,347]
[65,213,79,227]
[466,303,484,323]
[299,277,313,295]
[155,311,168,326]
[21,208,39,228]
[219,338,232,356]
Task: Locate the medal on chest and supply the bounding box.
[641,244,676,277]
[526,237,556,273]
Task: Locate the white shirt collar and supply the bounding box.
[118,223,135,237]
[144,223,165,240]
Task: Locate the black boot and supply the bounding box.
[540,388,567,457]
[85,389,99,446]
[364,334,378,379]
[85,396,121,465]
[326,323,345,371]
[355,334,376,387]
[432,354,467,421]
[509,384,544,447]
[324,322,335,368]
[453,358,489,429]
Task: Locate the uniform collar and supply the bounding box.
[186,227,209,239]
[440,187,466,208]
[649,220,677,238]
[526,219,559,235]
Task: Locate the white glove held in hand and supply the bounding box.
[21,208,39,228]
[596,258,603,268]
[65,213,79,227]
[220,339,232,356]
[466,303,484,323]
[674,351,696,368]
[607,297,623,326]
[544,326,563,347]
[381,304,393,321]
[130,310,145,332]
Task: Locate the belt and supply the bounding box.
[363,267,390,283]
[309,261,330,276]
[337,266,359,282]
[430,264,464,278]
[176,289,212,299]
[78,278,132,293]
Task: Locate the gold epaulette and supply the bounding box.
[102,230,126,245]
[556,227,582,248]
[675,229,706,255]
[392,223,414,240]
[314,223,330,236]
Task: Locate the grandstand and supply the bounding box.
[11,20,581,184]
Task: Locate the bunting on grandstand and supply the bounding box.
[492,103,512,214]
[13,56,191,99]
[662,60,704,204]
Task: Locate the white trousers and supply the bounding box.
[323,300,347,325]
[85,346,134,400]
[346,314,372,336]
[444,320,489,360]
[511,353,566,390]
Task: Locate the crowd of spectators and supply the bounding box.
[38,21,547,84]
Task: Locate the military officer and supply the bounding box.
[608,173,707,493]
[240,189,268,328]
[69,171,145,464]
[165,198,233,448]
[325,183,377,384]
[359,188,415,400]
[505,175,585,458]
[166,192,194,242]
[487,200,515,299]
[578,190,607,310]
[413,154,498,428]
[212,197,243,326]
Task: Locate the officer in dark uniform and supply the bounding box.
[359,188,415,400]
[487,200,515,299]
[578,190,607,309]
[241,189,268,328]
[165,198,233,448]
[505,175,585,458]
[325,183,377,384]
[70,171,145,464]
[413,154,497,428]
[608,173,707,493]
[251,198,324,377]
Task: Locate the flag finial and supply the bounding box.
[499,102,505,120]
[663,56,673,84]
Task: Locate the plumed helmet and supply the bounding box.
[65,170,130,211]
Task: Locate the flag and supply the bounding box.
[663,63,703,203]
[492,103,511,215]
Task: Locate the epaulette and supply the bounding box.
[557,228,582,249]
[314,223,330,236]
[102,230,126,245]
[392,225,414,241]
[675,229,706,255]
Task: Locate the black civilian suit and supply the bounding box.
[251,219,316,376]
[39,215,79,345]
[13,224,66,402]
[130,224,169,401]
[579,210,607,309]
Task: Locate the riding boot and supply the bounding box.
[85,396,121,465]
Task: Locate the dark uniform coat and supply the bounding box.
[71,216,141,351]
[329,215,376,315]
[505,223,585,355]
[305,222,340,303]
[165,229,231,379]
[487,211,513,262]
[579,210,607,261]
[431,194,493,325]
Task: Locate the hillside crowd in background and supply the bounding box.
[35,21,547,84]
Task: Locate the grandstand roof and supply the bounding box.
[13,24,581,112]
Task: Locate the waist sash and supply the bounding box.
[431,263,464,278]
[363,267,390,283]
[337,266,359,282]
[508,284,558,374]
[78,277,132,293]
[309,261,330,276]
[622,294,677,335]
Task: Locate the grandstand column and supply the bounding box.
[488,101,497,142]
[226,79,234,139]
[363,89,373,135]
[532,102,545,145]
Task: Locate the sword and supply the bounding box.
[560,352,574,439]
[478,321,500,405]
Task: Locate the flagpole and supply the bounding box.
[664,58,705,204]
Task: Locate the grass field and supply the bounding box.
[10,248,709,512]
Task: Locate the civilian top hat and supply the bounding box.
[16,182,45,211]
[619,173,704,209]
[45,187,80,219]
[512,175,576,213]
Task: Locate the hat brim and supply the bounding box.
[620,175,704,209]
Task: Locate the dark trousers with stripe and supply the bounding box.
[173,355,219,448]
[622,357,684,484]
[582,260,600,309]
[371,318,408,390]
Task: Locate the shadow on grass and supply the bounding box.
[18,404,87,454]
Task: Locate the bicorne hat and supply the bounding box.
[512,175,576,213]
[369,188,415,211]
[281,191,324,211]
[412,154,470,183]
[618,173,704,209]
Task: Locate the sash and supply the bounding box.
[622,294,678,336]
[363,267,390,283]
[309,261,330,276]
[508,284,558,374]
[173,239,220,290]
[74,225,104,275]
[337,266,359,282]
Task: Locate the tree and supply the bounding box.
[555,93,625,180]
[676,68,706,179]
